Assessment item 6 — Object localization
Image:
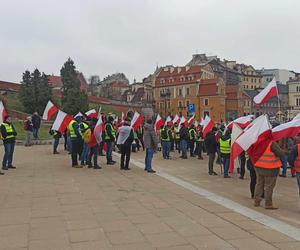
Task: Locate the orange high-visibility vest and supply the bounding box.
[255,143,282,169]
[293,144,300,173]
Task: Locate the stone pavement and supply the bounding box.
[0,145,299,250]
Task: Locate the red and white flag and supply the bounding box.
[131,111,143,130]
[230,115,272,168]
[272,118,300,141]
[85,109,97,118]
[172,114,180,124]
[94,114,104,143]
[185,114,195,127]
[155,114,164,133]
[52,110,73,133]
[229,123,244,173]
[0,100,7,124]
[202,116,215,138]
[42,101,58,121]
[253,78,278,106]
[74,112,83,118]
[165,116,172,126]
[179,116,186,126]
[226,115,254,129]
[121,112,125,123]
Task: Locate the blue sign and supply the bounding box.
[188,104,195,113]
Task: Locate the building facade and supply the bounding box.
[287,75,300,118]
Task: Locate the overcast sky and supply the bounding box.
[1,0,300,83]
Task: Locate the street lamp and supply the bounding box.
[160,89,171,118]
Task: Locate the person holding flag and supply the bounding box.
[117,117,134,170]
[87,117,101,169]
[103,115,117,165]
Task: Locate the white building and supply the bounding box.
[259,68,295,86]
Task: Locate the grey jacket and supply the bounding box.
[143,123,158,150]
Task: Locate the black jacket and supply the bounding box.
[204,131,218,154]
[180,127,188,140]
[32,114,41,129]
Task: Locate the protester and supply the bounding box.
[80,117,90,166]
[63,128,68,151]
[188,124,197,157]
[68,116,83,167]
[238,151,246,179]
[144,118,158,173]
[103,115,116,165]
[254,141,284,209]
[219,129,231,178]
[49,129,62,154]
[32,112,41,140]
[117,118,134,170]
[1,115,17,170]
[204,127,218,175]
[288,142,300,199]
[179,123,188,159]
[246,152,256,198]
[137,125,144,151]
[160,123,172,159]
[87,118,101,169]
[195,127,204,159]
[24,116,33,146]
[174,123,180,152]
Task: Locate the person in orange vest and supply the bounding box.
[288,143,300,198]
[254,141,284,209]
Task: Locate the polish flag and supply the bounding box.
[94,114,104,143]
[97,107,102,118]
[165,116,172,126]
[229,123,244,173]
[272,118,300,141]
[185,114,195,127]
[52,110,73,133]
[199,117,204,126]
[42,101,58,121]
[202,116,215,138]
[179,116,186,126]
[0,101,7,124]
[230,115,272,168]
[85,109,98,118]
[155,114,164,133]
[74,112,83,118]
[226,115,254,129]
[173,114,180,124]
[253,78,278,106]
[131,111,143,130]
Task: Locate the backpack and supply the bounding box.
[83,128,92,143]
[23,120,29,130]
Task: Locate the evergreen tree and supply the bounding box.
[61,58,89,114]
[19,69,52,114]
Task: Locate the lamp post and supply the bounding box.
[160,89,171,118]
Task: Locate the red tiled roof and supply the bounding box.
[0,80,21,91]
[157,65,203,78]
[48,73,88,91]
[48,76,62,86]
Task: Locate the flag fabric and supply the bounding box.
[165,116,172,125]
[94,114,104,143]
[42,101,58,121]
[85,109,98,118]
[272,118,300,141]
[230,115,272,168]
[0,101,7,124]
[226,115,254,129]
[131,111,143,130]
[172,114,180,124]
[185,114,195,127]
[155,114,164,133]
[293,113,300,120]
[116,126,133,145]
[121,112,125,123]
[199,117,204,126]
[51,110,73,133]
[97,107,102,118]
[202,116,215,138]
[74,112,83,118]
[253,78,278,106]
[229,123,244,173]
[179,116,186,126]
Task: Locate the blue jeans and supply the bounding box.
[223,157,230,176]
[161,141,171,159]
[280,155,288,176]
[53,137,60,153]
[180,139,187,158]
[81,143,90,164]
[145,148,154,170]
[3,142,15,168]
[106,141,113,163]
[297,172,300,197]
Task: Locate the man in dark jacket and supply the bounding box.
[179,123,189,159]
[1,115,17,171]
[117,118,134,170]
[144,119,158,173]
[32,112,41,140]
[103,116,116,165]
[204,127,218,175]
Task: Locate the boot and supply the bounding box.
[265,204,279,210]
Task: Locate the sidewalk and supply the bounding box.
[0,145,299,249]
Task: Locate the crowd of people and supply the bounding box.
[1,112,299,210]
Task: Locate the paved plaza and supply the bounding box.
[0,145,299,250]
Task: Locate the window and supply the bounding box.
[203,111,210,117]
[296,98,300,106]
[186,87,190,96]
[178,101,183,108]
[167,101,170,109]
[204,98,209,106]
[186,100,190,107]
[159,102,164,109]
[251,85,253,89]
[178,88,182,96]
[297,86,300,92]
